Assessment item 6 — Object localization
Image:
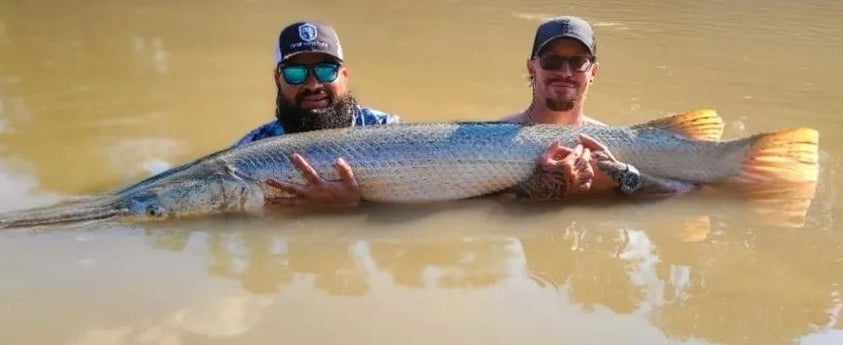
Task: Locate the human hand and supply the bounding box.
[264,153,362,208]
[513,139,595,200]
[578,134,641,194]
[537,139,596,194]
[577,133,623,173]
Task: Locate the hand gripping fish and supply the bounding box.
[0,109,819,229]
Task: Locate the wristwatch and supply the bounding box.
[615,163,642,195]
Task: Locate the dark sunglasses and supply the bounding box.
[538,55,595,72]
[279,62,340,85]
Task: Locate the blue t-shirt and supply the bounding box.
[232,105,400,148]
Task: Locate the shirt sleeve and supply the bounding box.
[231,120,284,148]
[356,105,401,126]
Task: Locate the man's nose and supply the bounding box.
[301,73,321,90]
[556,62,574,76]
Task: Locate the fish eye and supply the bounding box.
[146,205,166,218]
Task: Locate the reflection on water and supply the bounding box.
[0,157,63,210]
[67,295,277,345]
[0,161,836,344]
[24,184,820,345]
[0,177,833,345]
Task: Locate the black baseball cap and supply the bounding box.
[274,21,344,64]
[530,16,597,58]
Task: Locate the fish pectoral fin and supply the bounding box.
[631,109,724,141]
[633,175,700,198]
[594,158,696,198]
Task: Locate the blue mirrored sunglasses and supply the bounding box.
[279,62,340,85]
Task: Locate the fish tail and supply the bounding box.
[726,127,819,184]
[0,196,127,229]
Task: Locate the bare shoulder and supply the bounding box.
[499,112,525,123]
[583,116,608,126]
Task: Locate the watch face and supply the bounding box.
[619,166,641,195]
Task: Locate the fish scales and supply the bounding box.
[202,123,707,202]
[227,122,555,201]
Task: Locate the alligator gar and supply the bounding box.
[0,109,819,229]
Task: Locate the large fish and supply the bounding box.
[0,109,819,229]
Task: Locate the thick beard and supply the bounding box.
[275,92,357,133]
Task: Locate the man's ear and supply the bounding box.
[526,58,535,79]
[590,61,600,81]
[274,67,282,86]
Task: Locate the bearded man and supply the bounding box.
[232,21,400,208]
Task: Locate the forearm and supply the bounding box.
[596,160,642,195]
[511,166,572,201]
[598,160,697,197]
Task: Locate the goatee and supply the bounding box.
[545,98,576,111]
[275,92,357,133]
[543,77,578,111]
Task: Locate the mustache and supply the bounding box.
[546,77,579,86]
[295,88,333,104]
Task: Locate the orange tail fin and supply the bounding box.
[727,127,819,184]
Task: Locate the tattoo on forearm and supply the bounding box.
[513,166,569,200]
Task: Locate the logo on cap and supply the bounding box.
[298,23,317,42]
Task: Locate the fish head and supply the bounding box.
[124,192,169,220]
[123,175,265,221]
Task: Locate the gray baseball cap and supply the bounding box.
[530,16,597,58]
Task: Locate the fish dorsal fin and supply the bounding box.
[632,109,724,141]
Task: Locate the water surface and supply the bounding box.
[1,1,842,344]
